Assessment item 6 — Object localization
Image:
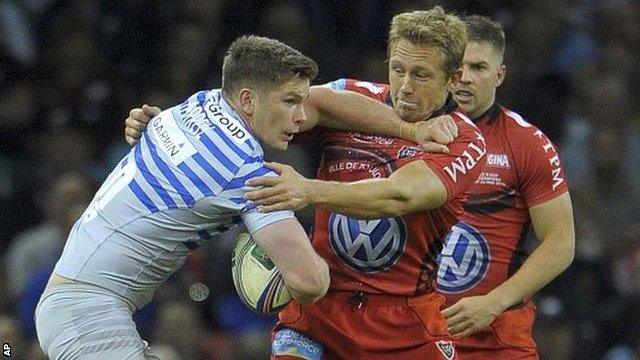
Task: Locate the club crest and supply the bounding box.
[436,340,455,359]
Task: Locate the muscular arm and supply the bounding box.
[124,89,455,151]
[303,86,455,151]
[246,160,448,219]
[310,160,447,219]
[251,218,329,304]
[303,86,408,136]
[486,192,575,309]
[444,192,575,337]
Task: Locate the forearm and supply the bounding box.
[485,235,574,312]
[308,178,427,219]
[253,219,330,303]
[288,255,329,304]
[309,178,407,219]
[309,87,415,140]
[299,160,445,219]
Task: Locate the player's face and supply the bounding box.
[453,41,505,118]
[253,77,310,150]
[388,39,455,122]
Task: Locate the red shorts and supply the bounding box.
[271,290,459,360]
[455,301,538,359]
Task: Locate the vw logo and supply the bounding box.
[328,213,406,273]
[437,222,490,293]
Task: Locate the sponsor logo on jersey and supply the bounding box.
[326,161,385,179]
[354,81,385,94]
[443,132,487,182]
[486,153,510,168]
[534,130,564,190]
[436,341,455,360]
[437,222,490,293]
[350,132,395,146]
[474,172,507,187]
[151,113,197,165]
[179,99,213,137]
[398,146,421,159]
[179,94,248,145]
[328,213,407,273]
[207,104,248,144]
[327,161,372,173]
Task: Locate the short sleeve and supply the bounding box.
[421,113,487,201]
[241,208,295,234]
[221,163,295,234]
[514,126,569,207]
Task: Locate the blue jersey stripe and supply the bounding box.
[244,156,264,165]
[135,144,178,209]
[192,153,229,188]
[227,197,253,211]
[177,162,214,197]
[143,132,196,207]
[244,139,255,152]
[196,90,207,104]
[228,197,247,205]
[128,179,158,212]
[226,166,272,190]
[195,94,251,162]
[199,133,241,173]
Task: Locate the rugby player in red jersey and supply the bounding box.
[435,16,575,359]
[125,7,487,359]
[246,8,487,359]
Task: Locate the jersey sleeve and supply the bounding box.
[219,160,295,234]
[319,78,390,101]
[421,112,487,202]
[294,78,390,143]
[342,79,390,102]
[241,207,295,234]
[511,122,569,207]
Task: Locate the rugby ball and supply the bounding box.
[231,233,292,314]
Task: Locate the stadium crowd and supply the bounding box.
[1,0,639,359]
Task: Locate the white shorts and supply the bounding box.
[35,283,158,360]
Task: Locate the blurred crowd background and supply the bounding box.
[1,0,639,359]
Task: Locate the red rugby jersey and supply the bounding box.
[309,79,486,296]
[436,103,569,305]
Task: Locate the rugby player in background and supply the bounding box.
[436,16,574,359]
[127,7,485,359]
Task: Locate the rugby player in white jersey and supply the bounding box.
[35,35,332,360]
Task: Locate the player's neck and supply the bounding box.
[222,91,255,131]
[470,96,497,120]
[426,93,456,120]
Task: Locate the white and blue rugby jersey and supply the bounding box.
[54,89,294,309]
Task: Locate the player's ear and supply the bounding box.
[447,69,463,91]
[238,88,256,115]
[496,64,506,88]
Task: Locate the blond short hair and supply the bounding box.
[388,6,467,78]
